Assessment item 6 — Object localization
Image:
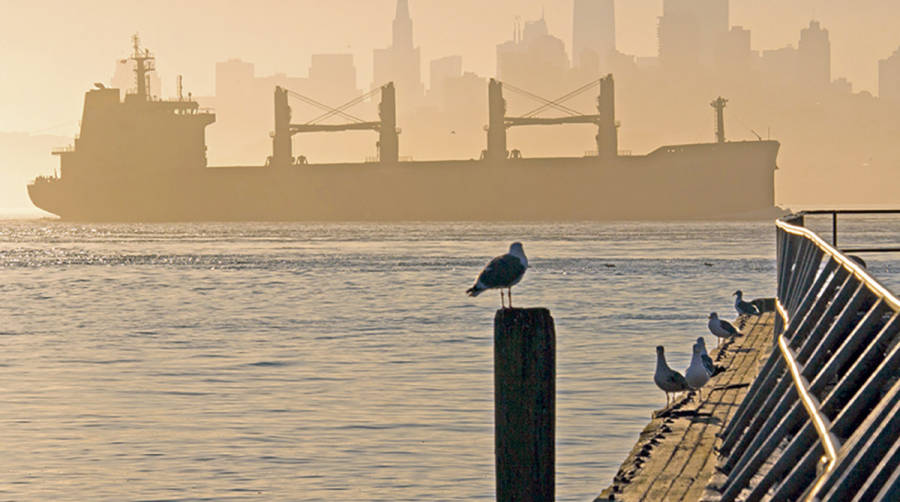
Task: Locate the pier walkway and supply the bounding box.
[596,211,900,500]
[596,311,775,502]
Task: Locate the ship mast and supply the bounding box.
[130,34,155,100]
[711,96,728,144]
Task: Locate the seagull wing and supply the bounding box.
[701,354,715,375]
[721,320,739,335]
[669,370,689,390]
[476,254,525,289]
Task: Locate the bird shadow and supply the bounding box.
[714,383,750,392]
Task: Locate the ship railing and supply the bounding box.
[51,145,75,154]
[583,149,633,157]
[714,210,900,501]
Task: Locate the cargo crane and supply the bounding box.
[485,74,618,161]
[271,83,398,167]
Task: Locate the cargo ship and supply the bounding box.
[28,39,780,222]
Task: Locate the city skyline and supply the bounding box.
[3,0,900,134]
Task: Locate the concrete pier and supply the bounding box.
[596,312,775,501]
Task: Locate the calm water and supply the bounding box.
[1,219,898,501]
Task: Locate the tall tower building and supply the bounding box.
[572,0,616,73]
[798,20,831,88]
[658,0,729,71]
[373,0,425,108]
[879,47,900,103]
[392,0,413,49]
[496,15,568,97]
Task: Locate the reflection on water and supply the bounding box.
[1,220,898,501]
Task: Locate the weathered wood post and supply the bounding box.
[494,307,556,502]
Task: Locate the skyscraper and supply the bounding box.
[879,47,900,103]
[496,15,568,98]
[572,0,616,73]
[373,0,425,108]
[798,20,831,88]
[429,55,463,104]
[658,0,729,71]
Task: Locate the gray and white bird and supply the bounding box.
[466,242,528,308]
[696,337,715,376]
[708,312,739,347]
[685,343,711,399]
[654,345,690,406]
[734,290,761,315]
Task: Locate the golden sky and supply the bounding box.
[1,0,898,133]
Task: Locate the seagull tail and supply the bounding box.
[466,285,484,297]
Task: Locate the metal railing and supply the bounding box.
[788,209,900,252]
[711,212,900,501]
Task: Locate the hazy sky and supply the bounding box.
[2,0,898,133]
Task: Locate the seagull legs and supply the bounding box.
[508,288,513,308]
[500,290,506,309]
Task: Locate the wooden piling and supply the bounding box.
[494,307,556,502]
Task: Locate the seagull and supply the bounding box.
[696,337,715,376]
[466,242,528,308]
[708,312,739,347]
[654,346,690,406]
[685,342,711,399]
[734,290,761,315]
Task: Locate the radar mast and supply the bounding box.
[130,34,155,100]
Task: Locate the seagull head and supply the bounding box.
[656,345,664,356]
[733,290,743,297]
[696,336,706,348]
[709,312,718,320]
[508,242,527,266]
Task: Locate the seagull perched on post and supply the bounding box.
[734,290,761,315]
[685,343,711,399]
[708,312,739,347]
[466,242,528,308]
[654,346,690,406]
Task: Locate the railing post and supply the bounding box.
[494,308,556,502]
[721,215,900,500]
[833,211,838,247]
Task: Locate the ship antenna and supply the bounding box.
[177,75,183,101]
[129,33,155,100]
[710,96,728,144]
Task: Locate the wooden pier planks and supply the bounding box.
[596,312,774,502]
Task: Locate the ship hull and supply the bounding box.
[28,140,779,222]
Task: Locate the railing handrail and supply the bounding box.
[776,332,838,501]
[716,215,900,501]
[776,218,900,311]
[777,215,900,501]
[787,209,900,251]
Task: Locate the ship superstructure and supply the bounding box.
[29,38,779,221]
[53,36,214,182]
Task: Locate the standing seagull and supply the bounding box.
[466,242,528,308]
[685,343,711,399]
[734,290,761,315]
[654,346,690,406]
[708,312,739,347]
[696,337,715,376]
